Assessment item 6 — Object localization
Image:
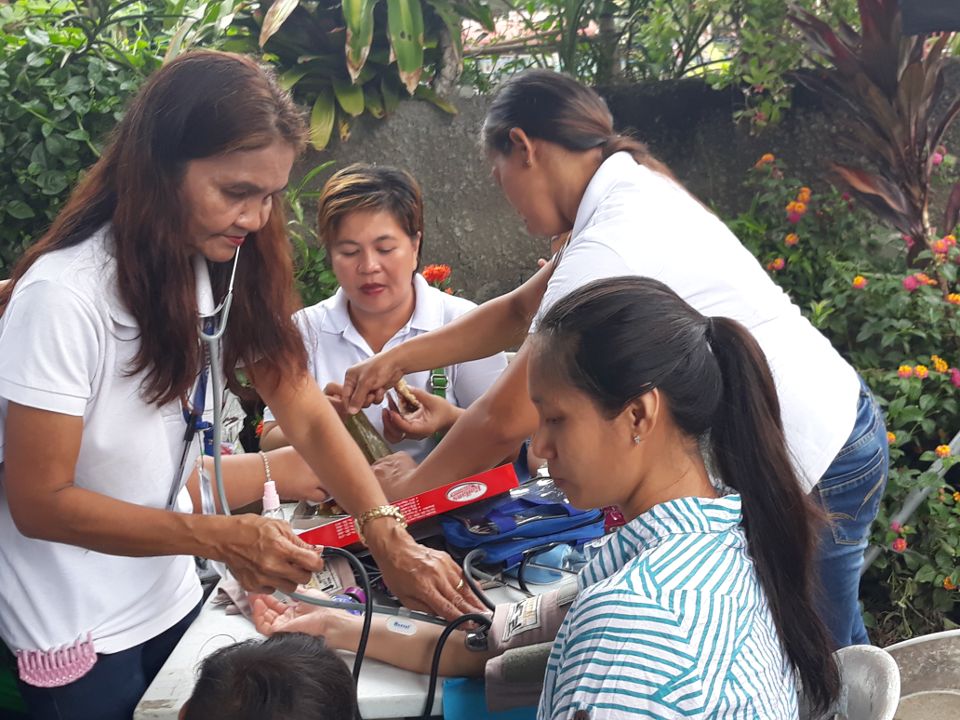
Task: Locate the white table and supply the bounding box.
[134,581,534,719]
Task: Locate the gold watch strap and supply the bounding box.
[354,505,407,544]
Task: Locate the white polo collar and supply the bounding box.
[320,273,444,349]
[571,151,638,240]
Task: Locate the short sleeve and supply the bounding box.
[0,280,102,416]
[540,589,702,720]
[531,235,633,333]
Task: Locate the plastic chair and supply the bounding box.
[800,644,901,720]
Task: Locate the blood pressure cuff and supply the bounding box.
[440,483,605,568]
[487,577,578,655]
[484,643,553,713]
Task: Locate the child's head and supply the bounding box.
[180,632,358,720]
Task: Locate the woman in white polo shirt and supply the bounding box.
[0,52,475,720]
[343,70,888,650]
[260,164,506,467]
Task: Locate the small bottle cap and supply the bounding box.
[262,480,281,512]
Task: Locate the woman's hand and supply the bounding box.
[370,452,418,501]
[211,514,324,594]
[270,448,331,504]
[342,349,406,415]
[365,520,485,621]
[251,590,355,643]
[381,387,462,443]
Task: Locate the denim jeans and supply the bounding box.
[813,378,889,648]
[16,602,201,720]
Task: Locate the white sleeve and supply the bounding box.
[0,280,101,416]
[450,350,508,408]
[531,235,641,332]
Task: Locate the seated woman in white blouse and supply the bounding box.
[260,164,507,468]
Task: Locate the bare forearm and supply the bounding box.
[258,422,289,451]
[186,447,319,513]
[408,346,538,491]
[13,484,224,558]
[329,614,490,677]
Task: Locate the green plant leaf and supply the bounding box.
[333,78,365,117]
[387,0,424,95]
[259,0,302,49]
[363,85,385,118]
[278,68,307,91]
[342,0,377,82]
[309,87,335,150]
[5,200,35,220]
[413,85,456,114]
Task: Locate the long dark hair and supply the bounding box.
[533,276,839,713]
[0,51,308,404]
[317,163,425,267]
[183,632,358,720]
[481,69,674,179]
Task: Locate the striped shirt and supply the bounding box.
[537,494,798,719]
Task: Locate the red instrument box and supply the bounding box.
[296,463,519,548]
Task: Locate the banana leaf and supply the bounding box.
[343,411,392,464]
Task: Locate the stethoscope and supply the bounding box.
[165,249,240,513]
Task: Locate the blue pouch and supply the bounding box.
[440,479,605,569]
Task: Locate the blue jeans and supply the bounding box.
[16,602,201,720]
[813,378,889,648]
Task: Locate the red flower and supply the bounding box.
[255,419,264,438]
[892,537,907,553]
[422,264,452,286]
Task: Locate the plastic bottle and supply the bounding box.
[261,479,285,521]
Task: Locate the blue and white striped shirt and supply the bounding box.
[538,494,798,719]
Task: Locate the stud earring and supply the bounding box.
[524,158,532,167]
[633,435,641,445]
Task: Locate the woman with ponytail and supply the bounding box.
[529,276,838,718]
[343,69,888,650]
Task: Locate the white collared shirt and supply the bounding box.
[265,274,507,463]
[533,153,860,491]
[0,225,202,655]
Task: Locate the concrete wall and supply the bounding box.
[299,65,960,303]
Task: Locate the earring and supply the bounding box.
[633,435,641,445]
[524,158,532,167]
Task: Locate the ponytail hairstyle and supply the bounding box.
[0,50,308,405]
[481,69,674,179]
[317,163,425,268]
[533,276,839,713]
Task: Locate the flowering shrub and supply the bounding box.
[726,154,960,643]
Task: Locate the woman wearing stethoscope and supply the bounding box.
[0,51,476,720]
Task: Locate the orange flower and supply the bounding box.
[954,491,960,502]
[767,257,785,272]
[915,364,929,379]
[945,577,957,591]
[784,233,799,247]
[422,263,452,286]
[797,187,812,203]
[754,153,775,168]
[932,238,950,254]
[887,431,896,444]
[444,287,453,294]
[932,355,949,373]
[892,537,907,553]
[948,293,960,305]
[935,444,951,458]
[898,365,914,378]
[852,275,868,289]
[915,273,938,287]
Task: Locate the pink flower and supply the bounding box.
[890,521,902,533]
[892,537,907,553]
[932,152,944,166]
[950,368,960,388]
[787,211,803,224]
[902,275,921,292]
